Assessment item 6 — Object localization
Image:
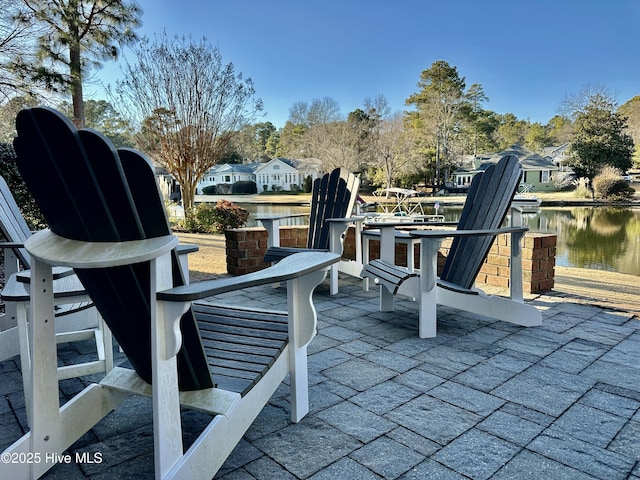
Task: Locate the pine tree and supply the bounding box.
[20,0,142,127]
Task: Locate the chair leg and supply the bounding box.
[362,235,370,291]
[28,260,60,476]
[380,284,394,312]
[288,268,325,422]
[330,263,339,295]
[16,301,33,426]
[418,237,443,338]
[418,287,437,338]
[151,253,184,478]
[100,315,114,372]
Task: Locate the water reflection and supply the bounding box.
[438,206,640,276]
[524,207,640,276]
[238,204,310,227]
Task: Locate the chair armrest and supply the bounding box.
[177,243,199,255]
[2,269,86,302]
[0,242,24,249]
[325,216,365,224]
[158,251,340,302]
[363,220,454,228]
[370,224,528,264]
[409,225,529,239]
[15,266,76,282]
[24,229,178,268]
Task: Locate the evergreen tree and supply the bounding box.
[568,92,634,193]
[20,0,142,127]
[406,60,467,188]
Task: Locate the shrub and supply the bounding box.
[231,180,257,194]
[593,166,634,200]
[201,185,217,195]
[303,175,312,193]
[180,200,248,233]
[208,200,249,232]
[573,177,592,199]
[0,142,46,229]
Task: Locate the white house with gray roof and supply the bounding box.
[196,158,322,193]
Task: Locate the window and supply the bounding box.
[457,175,472,186]
[539,170,550,183]
[273,165,280,170]
[224,175,231,182]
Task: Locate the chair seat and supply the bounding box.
[363,259,417,294]
[195,302,289,397]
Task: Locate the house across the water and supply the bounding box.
[196,157,323,194]
[452,144,561,193]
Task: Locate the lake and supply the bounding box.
[523,207,640,277]
[235,202,640,277]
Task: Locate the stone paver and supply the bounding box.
[1,276,639,479]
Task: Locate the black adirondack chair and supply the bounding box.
[2,106,338,479]
[362,155,542,337]
[258,167,361,294]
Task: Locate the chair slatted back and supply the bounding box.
[307,168,359,250]
[440,155,522,290]
[0,176,32,267]
[14,107,212,391]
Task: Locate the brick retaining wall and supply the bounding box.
[225,226,556,294]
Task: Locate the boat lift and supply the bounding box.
[366,188,444,223]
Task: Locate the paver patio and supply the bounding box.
[1,275,638,479]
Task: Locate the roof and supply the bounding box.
[453,144,559,175]
[496,145,558,171]
[210,163,256,174]
[541,143,570,159]
[198,158,323,179]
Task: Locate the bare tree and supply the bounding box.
[304,120,361,172]
[287,97,361,170]
[363,94,391,121]
[560,84,614,120]
[111,33,262,212]
[370,112,413,191]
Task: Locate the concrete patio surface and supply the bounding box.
[1,275,638,479]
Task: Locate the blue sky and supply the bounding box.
[89,0,640,129]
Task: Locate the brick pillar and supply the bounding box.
[225,226,309,275]
[522,233,557,293]
[224,227,268,276]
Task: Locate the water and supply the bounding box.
[230,202,640,277]
[524,207,640,277]
[237,204,310,227]
[437,205,640,277]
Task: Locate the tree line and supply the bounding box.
[0,1,637,215]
